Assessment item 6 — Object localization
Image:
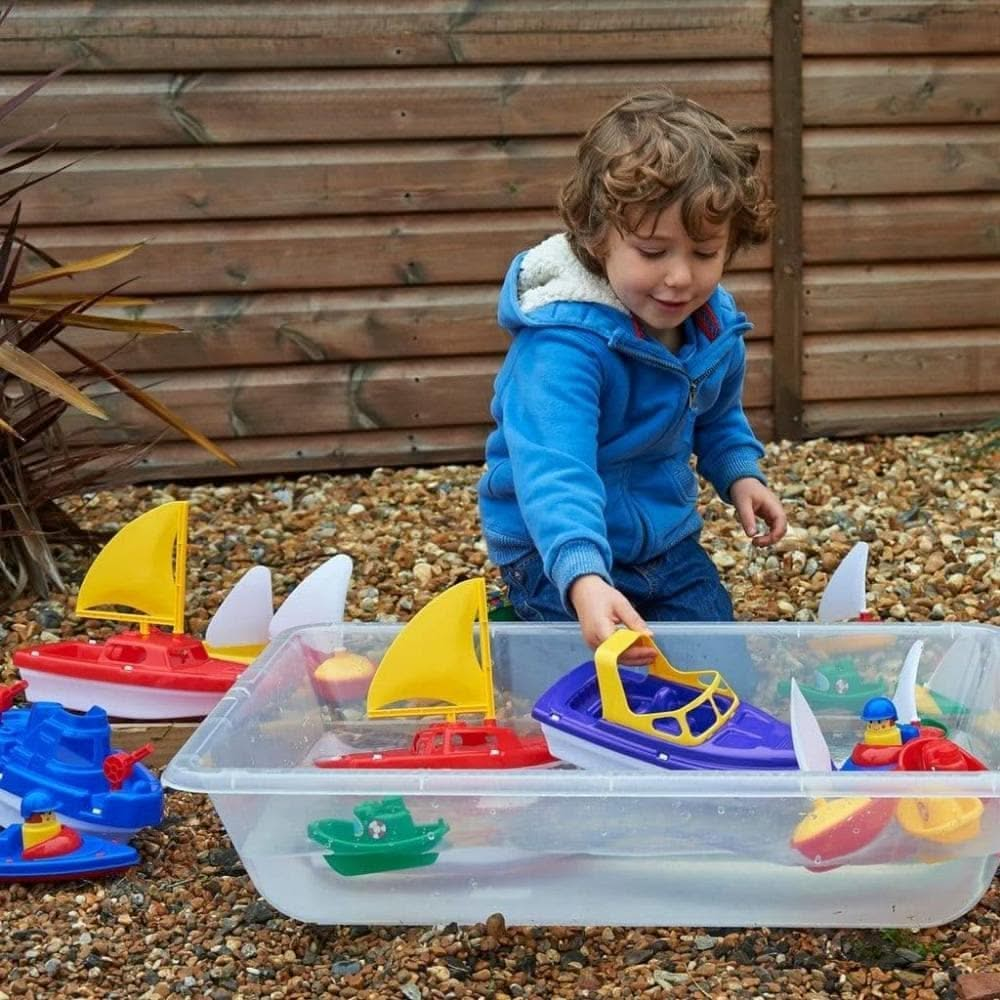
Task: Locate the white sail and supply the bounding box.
[817,541,869,622]
[789,679,833,772]
[892,640,922,725]
[205,565,274,649]
[268,553,353,637]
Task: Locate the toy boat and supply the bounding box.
[13,502,244,719]
[0,791,139,883]
[808,542,896,654]
[788,641,988,869]
[307,797,448,876]
[13,502,354,720]
[0,684,163,839]
[777,657,885,712]
[314,579,555,770]
[532,628,796,771]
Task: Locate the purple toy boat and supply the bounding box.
[533,630,796,771]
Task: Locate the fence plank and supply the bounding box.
[803,330,1000,400]
[86,407,777,483]
[804,1,1000,54]
[1,63,772,148]
[1,3,772,71]
[64,347,773,441]
[803,194,1000,263]
[803,263,1000,331]
[6,139,578,222]
[22,212,768,296]
[804,56,1000,125]
[6,139,775,223]
[38,275,773,372]
[804,126,1000,196]
[803,394,1000,437]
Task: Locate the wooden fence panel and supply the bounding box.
[23,213,769,296]
[802,194,1000,263]
[61,348,774,441]
[6,139,773,224]
[1,64,771,148]
[804,1,1000,55]
[110,404,777,483]
[2,2,997,476]
[803,263,1000,332]
[804,126,1000,196]
[804,57,1000,126]
[35,275,775,373]
[803,330,1000,400]
[803,395,1000,437]
[2,3,772,70]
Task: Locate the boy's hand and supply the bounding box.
[568,575,655,665]
[730,477,787,547]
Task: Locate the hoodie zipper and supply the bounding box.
[688,356,728,409]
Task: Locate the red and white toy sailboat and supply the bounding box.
[14,502,353,720]
[315,578,555,769]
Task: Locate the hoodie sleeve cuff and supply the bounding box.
[707,450,767,504]
[550,541,612,615]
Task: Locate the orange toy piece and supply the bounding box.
[313,648,377,703]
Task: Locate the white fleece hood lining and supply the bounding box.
[517,234,629,316]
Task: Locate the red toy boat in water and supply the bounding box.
[316,719,553,770]
[788,640,989,870]
[314,580,555,770]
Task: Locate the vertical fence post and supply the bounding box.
[771,0,804,440]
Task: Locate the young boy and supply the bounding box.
[478,90,787,670]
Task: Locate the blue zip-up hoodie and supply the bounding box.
[478,234,766,610]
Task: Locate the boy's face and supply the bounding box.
[599,201,728,339]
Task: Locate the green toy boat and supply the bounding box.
[307,797,448,876]
[777,658,885,712]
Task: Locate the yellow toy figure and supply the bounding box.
[860,696,919,747]
[19,791,82,857]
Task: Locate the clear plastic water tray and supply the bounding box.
[164,621,1000,928]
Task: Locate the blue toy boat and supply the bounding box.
[0,686,163,839]
[0,791,139,883]
[533,630,797,771]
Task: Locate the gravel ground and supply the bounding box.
[0,430,997,1000]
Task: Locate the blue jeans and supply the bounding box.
[500,534,757,695]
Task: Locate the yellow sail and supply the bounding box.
[75,501,188,633]
[366,578,494,721]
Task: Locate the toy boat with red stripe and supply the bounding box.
[13,502,354,720]
[12,502,244,719]
[315,579,555,770]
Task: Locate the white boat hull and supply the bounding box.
[16,667,224,720]
[540,724,667,772]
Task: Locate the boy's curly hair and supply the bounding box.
[559,90,773,275]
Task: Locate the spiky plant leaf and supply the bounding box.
[0,342,108,419]
[12,242,144,289]
[53,336,238,468]
[0,303,179,336]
